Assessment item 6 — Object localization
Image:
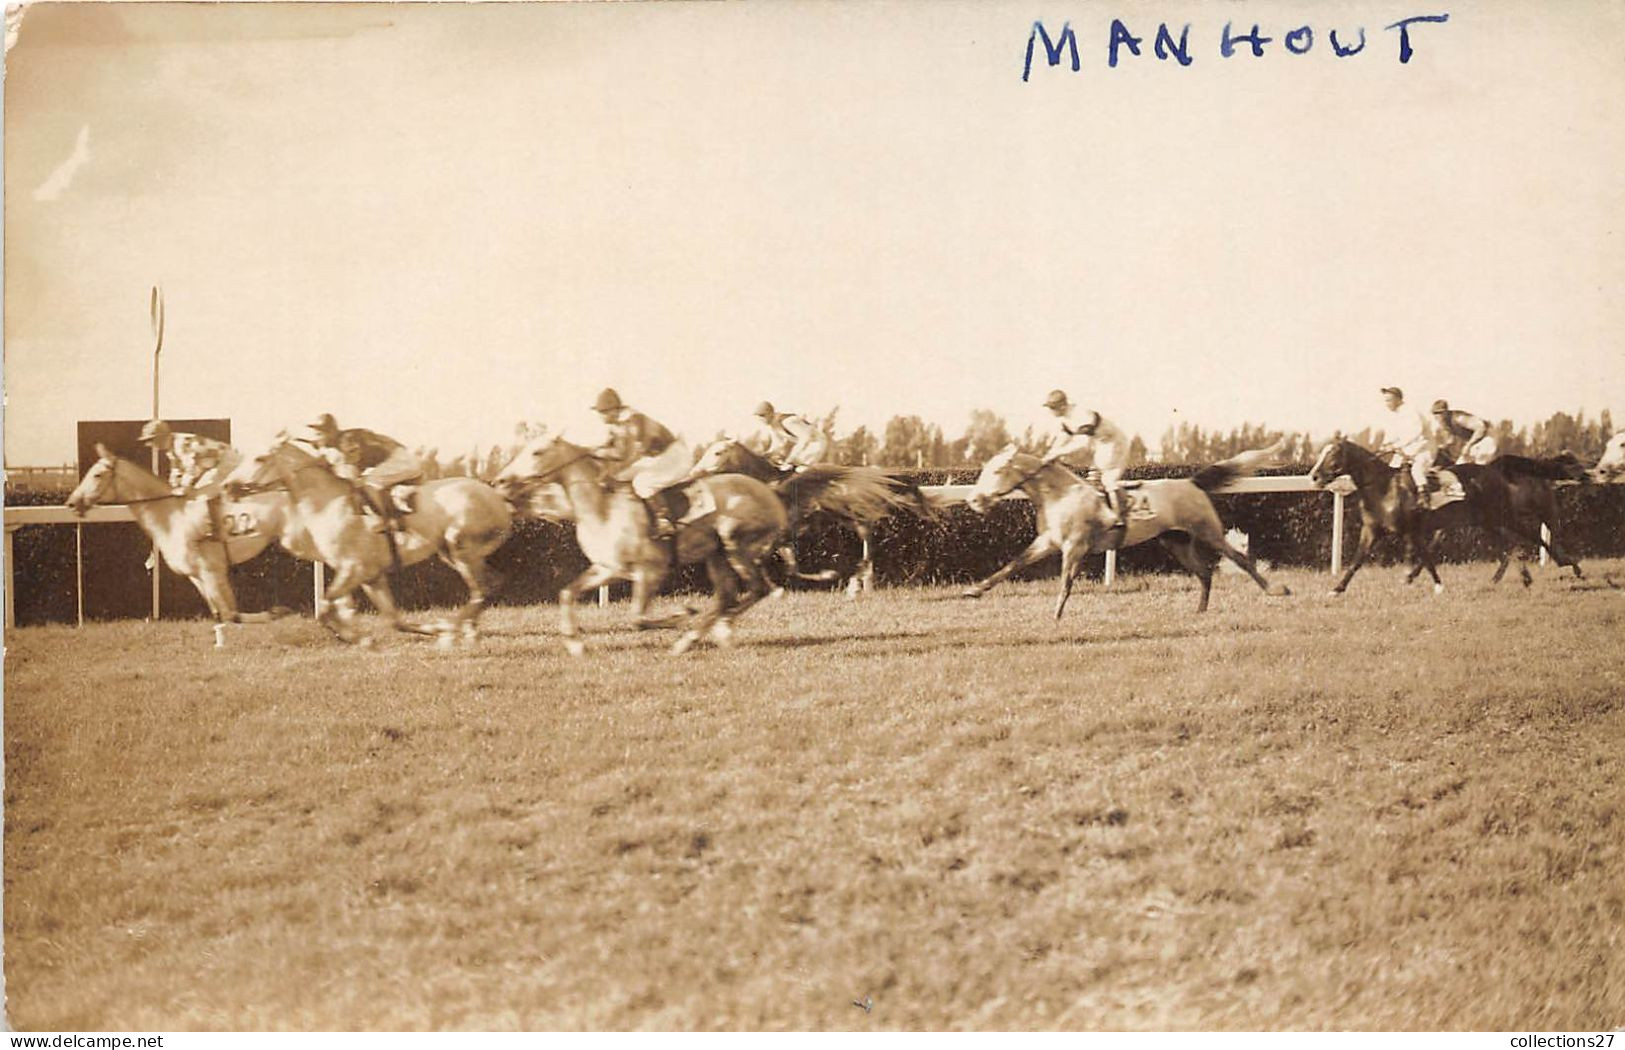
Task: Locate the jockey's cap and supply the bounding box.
[1380,386,1404,399]
[593,388,624,413]
[1431,399,1450,414]
[310,413,339,434]
[754,400,775,418]
[1043,389,1069,411]
[138,419,170,443]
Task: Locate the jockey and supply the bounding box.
[1038,389,1131,539]
[306,413,424,531]
[591,388,692,539]
[1376,386,1438,493]
[139,420,242,544]
[1430,399,1498,465]
[750,401,831,471]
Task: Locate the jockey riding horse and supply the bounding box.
[139,419,242,547]
[591,388,692,539]
[307,413,425,533]
[1037,389,1132,543]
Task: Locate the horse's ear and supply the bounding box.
[94,442,113,460]
[1331,429,1344,443]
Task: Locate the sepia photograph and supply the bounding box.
[4,0,1624,1032]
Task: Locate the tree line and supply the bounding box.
[411,408,1618,479]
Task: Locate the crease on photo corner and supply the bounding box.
[6,2,26,55]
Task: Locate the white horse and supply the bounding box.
[1593,431,1625,482]
[66,445,317,644]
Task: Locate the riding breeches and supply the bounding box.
[622,440,693,498]
[784,433,831,469]
[361,448,424,489]
[1460,437,1498,464]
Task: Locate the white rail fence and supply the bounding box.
[4,474,1558,627]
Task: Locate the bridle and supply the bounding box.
[977,455,1053,502]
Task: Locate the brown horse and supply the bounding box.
[494,434,788,655]
[1408,453,1587,587]
[962,445,1289,620]
[686,438,942,595]
[1310,440,1576,594]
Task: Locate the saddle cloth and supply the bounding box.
[1424,470,1467,511]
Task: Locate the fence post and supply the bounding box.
[313,561,325,610]
[598,585,610,608]
[1330,490,1345,576]
[75,522,85,627]
[4,527,15,628]
[1103,549,1117,587]
[1539,523,1551,567]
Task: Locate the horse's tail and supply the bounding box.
[778,465,924,524]
[1190,440,1287,493]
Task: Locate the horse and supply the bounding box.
[685,438,942,596]
[1408,453,1588,587]
[961,445,1289,620]
[65,444,314,644]
[493,434,788,656]
[227,438,513,645]
[1593,430,1625,481]
[1308,439,1576,595]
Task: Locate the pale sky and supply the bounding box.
[5,0,1623,466]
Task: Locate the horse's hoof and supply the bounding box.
[708,621,735,648]
[770,587,787,601]
[671,631,700,656]
[563,637,585,658]
[1268,584,1291,597]
[357,636,376,650]
[1432,583,1445,596]
[436,632,456,651]
[1325,590,1344,599]
[961,587,984,600]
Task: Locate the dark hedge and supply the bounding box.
[9,472,1624,625]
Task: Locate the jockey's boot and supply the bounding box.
[206,496,230,547]
[647,494,678,540]
[1101,484,1128,549]
[359,486,392,533]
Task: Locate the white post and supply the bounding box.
[75,521,85,627]
[1103,548,1117,587]
[4,527,15,628]
[862,534,873,592]
[313,562,325,609]
[598,584,610,608]
[1539,524,1551,567]
[1330,490,1345,576]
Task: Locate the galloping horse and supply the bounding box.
[962,445,1289,620]
[1409,453,1588,587]
[494,434,788,656]
[66,445,315,642]
[1309,439,1578,594]
[228,439,513,644]
[686,438,941,595]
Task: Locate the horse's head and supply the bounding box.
[967,445,1038,513]
[225,433,311,495]
[1548,451,1591,483]
[688,439,744,479]
[1591,431,1625,483]
[1308,438,1349,488]
[493,433,594,501]
[65,444,121,516]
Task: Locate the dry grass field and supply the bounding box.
[5,561,1624,1031]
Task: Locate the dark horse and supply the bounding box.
[1310,439,1579,594]
[686,439,942,595]
[1406,453,1586,587]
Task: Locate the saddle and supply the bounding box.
[1422,469,1467,511]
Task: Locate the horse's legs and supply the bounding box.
[363,578,435,639]
[1200,528,1289,597]
[1160,533,1213,612]
[1054,541,1086,622]
[314,563,367,643]
[1330,523,1378,595]
[559,563,620,657]
[963,534,1058,598]
[718,542,778,629]
[673,552,739,655]
[440,546,501,641]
